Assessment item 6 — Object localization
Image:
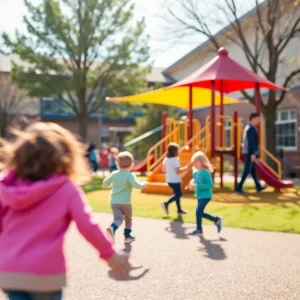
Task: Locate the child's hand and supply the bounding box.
[107,251,130,280]
[189,183,196,191]
[102,184,110,189]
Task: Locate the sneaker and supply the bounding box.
[257,186,267,192]
[234,190,246,196]
[160,202,169,215]
[188,230,203,236]
[124,236,135,244]
[216,217,223,233]
[177,210,187,216]
[106,227,115,244]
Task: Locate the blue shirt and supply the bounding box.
[193,169,214,199]
[103,170,146,205]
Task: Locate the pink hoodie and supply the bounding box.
[0,171,116,292]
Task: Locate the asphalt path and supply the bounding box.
[0,213,299,300]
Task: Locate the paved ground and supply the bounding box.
[0,214,300,300]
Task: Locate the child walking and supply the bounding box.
[160,143,191,216]
[103,151,147,244]
[0,122,129,300]
[188,151,222,236]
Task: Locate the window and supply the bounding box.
[42,98,54,114]
[276,110,297,150]
[224,119,231,148]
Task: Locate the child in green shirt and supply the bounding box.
[103,151,147,244]
[188,151,222,236]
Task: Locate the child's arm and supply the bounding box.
[68,183,116,260]
[0,203,2,234]
[128,173,147,189]
[194,171,214,190]
[175,159,192,174]
[102,174,113,189]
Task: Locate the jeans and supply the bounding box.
[6,291,62,300]
[167,183,182,212]
[91,161,98,172]
[196,198,217,231]
[237,154,261,191]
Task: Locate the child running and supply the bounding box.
[160,142,191,216]
[0,122,129,300]
[103,151,147,244]
[188,151,222,236]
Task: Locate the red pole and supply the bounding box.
[255,82,261,143]
[162,111,167,152]
[211,81,216,158]
[220,81,224,188]
[188,86,193,140]
[233,111,238,190]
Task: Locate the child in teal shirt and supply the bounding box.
[103,151,147,244]
[188,151,222,236]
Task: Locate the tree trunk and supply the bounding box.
[261,103,277,172]
[78,113,89,143]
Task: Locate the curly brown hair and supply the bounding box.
[166,142,179,157]
[0,122,90,184]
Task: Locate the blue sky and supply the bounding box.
[0,0,203,68]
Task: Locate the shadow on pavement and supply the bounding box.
[107,244,151,281]
[165,216,196,239]
[165,216,189,239]
[198,236,227,260]
[108,262,150,281]
[123,243,133,254]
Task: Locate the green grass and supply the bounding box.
[82,176,104,193]
[86,186,300,234]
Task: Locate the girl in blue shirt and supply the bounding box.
[188,151,222,236]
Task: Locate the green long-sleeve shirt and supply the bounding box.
[193,169,214,199]
[103,170,146,205]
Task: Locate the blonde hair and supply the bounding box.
[191,151,214,173]
[116,151,133,169]
[0,122,90,184]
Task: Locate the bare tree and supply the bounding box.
[161,0,300,158]
[0,75,27,137]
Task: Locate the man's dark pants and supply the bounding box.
[236,154,261,192]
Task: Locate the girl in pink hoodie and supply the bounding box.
[0,122,129,300]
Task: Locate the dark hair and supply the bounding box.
[249,112,260,121]
[167,142,179,157]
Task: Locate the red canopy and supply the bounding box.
[170,48,285,93]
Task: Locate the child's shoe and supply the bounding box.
[160,202,169,215]
[177,210,187,216]
[188,230,203,236]
[216,217,223,233]
[124,228,135,244]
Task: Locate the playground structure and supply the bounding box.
[107,48,294,194]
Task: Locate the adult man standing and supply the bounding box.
[235,112,265,195]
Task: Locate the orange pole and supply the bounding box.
[162,111,167,152]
